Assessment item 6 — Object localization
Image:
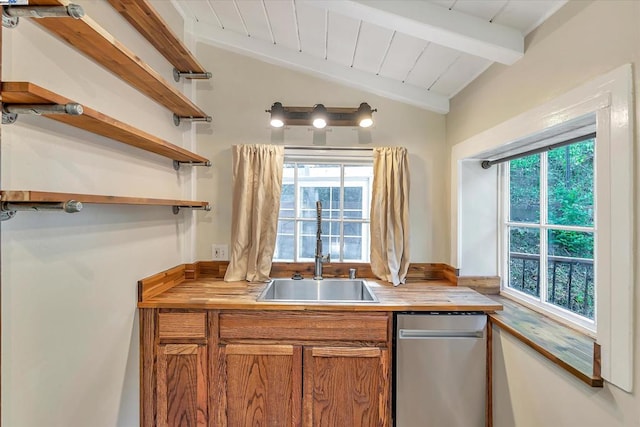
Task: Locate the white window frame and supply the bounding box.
[501,136,597,333]
[450,64,634,391]
[275,149,373,263]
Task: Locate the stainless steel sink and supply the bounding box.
[257,278,378,303]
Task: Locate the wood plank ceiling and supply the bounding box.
[174,0,566,114]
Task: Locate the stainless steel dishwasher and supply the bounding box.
[394,312,487,427]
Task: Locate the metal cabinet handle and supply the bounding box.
[399,329,484,339]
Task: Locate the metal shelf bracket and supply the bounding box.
[2,3,84,28]
[2,102,84,124]
[2,111,17,125]
[0,200,83,221]
[173,68,212,82]
[173,113,212,126]
[172,204,211,215]
[172,160,212,171]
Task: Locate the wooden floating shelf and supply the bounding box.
[1,190,210,209]
[107,0,207,74]
[27,0,208,119]
[2,82,209,164]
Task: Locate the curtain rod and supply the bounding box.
[481,132,596,169]
[283,145,373,151]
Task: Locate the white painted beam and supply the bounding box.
[194,22,449,113]
[303,0,524,65]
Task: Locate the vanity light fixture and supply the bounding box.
[269,102,285,128]
[266,102,377,129]
[357,103,374,128]
[312,104,328,129]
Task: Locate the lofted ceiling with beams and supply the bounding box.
[173,0,566,114]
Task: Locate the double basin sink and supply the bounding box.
[257,278,378,303]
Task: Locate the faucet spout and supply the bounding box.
[313,201,329,279]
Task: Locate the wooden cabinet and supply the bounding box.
[222,344,302,426]
[142,310,209,427]
[142,310,391,427]
[303,347,389,427]
[157,343,208,427]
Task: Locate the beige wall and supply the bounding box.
[193,44,449,263]
[1,1,194,426]
[447,1,640,425]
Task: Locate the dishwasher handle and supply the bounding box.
[399,328,484,339]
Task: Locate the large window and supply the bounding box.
[504,136,595,330]
[274,161,373,262]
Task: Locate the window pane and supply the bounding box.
[277,220,295,235]
[280,184,294,208]
[274,234,294,260]
[344,187,362,206]
[343,222,362,236]
[548,229,594,259]
[345,164,371,220]
[299,236,316,259]
[301,186,329,214]
[547,139,595,227]
[508,227,540,297]
[280,161,372,262]
[326,235,340,261]
[301,220,316,235]
[547,230,594,319]
[344,186,365,219]
[344,237,363,261]
[510,154,540,223]
[344,210,363,219]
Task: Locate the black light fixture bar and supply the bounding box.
[267,102,376,128]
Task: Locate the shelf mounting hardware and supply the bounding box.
[173,113,212,126]
[1,200,83,221]
[173,68,212,82]
[2,3,84,28]
[2,102,84,124]
[172,160,212,171]
[172,204,211,215]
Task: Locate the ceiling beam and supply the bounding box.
[194,22,450,113]
[303,0,524,65]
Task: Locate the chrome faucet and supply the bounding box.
[313,201,330,279]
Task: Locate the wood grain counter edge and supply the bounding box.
[488,295,603,388]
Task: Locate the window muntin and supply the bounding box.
[275,162,373,262]
[504,137,595,328]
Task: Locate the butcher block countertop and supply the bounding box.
[138,277,502,312]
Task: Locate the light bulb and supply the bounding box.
[359,117,373,128]
[313,118,327,129]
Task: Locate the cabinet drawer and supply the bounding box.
[219,311,389,342]
[158,312,206,339]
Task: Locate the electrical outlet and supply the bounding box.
[212,244,228,261]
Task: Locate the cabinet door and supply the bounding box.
[223,344,302,427]
[157,343,208,427]
[303,347,390,427]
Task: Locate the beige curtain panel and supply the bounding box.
[370,146,410,286]
[224,144,284,282]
